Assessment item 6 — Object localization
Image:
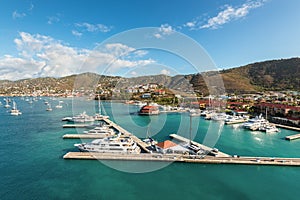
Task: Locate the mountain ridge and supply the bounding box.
[1,57,300,95]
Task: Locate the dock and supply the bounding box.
[101,118,151,153]
[63,152,300,166]
[62,124,92,128]
[169,134,230,157]
[225,119,248,125]
[285,133,300,141]
[63,134,107,139]
[275,124,300,132]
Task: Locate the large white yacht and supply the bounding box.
[83,125,115,136]
[243,114,268,131]
[74,135,141,154]
[62,111,95,123]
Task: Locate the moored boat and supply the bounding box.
[74,135,141,154]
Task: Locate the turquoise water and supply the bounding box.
[1,98,300,199]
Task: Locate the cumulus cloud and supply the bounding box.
[154,24,174,39]
[47,15,60,24]
[0,32,155,80]
[71,30,82,37]
[75,22,112,33]
[200,0,266,29]
[160,69,170,75]
[12,10,26,19]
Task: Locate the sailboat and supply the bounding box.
[4,99,11,108]
[10,101,22,115]
[46,104,52,111]
[55,101,63,108]
[94,97,109,120]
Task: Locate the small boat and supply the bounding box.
[10,101,22,116]
[4,99,10,108]
[46,104,52,111]
[55,101,63,108]
[62,111,95,123]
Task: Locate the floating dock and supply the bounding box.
[285,133,300,141]
[169,134,230,157]
[274,124,300,132]
[63,152,300,166]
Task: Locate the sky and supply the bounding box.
[1,0,300,80]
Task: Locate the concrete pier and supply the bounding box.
[63,152,300,167]
[274,124,300,132]
[169,134,230,157]
[285,133,300,141]
[101,118,151,153]
[62,124,91,128]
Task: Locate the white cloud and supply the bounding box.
[0,32,155,80]
[154,24,174,39]
[185,21,196,28]
[130,71,137,76]
[71,30,82,37]
[47,15,60,24]
[12,10,26,19]
[75,22,112,33]
[200,0,265,29]
[160,69,170,75]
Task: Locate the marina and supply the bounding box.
[2,98,300,199]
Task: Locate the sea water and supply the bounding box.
[1,98,300,199]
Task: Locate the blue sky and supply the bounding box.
[0,0,300,80]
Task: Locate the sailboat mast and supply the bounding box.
[189,114,192,146]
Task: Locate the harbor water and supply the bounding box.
[1,98,300,199]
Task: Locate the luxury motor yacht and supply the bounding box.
[243,114,268,131]
[74,135,141,154]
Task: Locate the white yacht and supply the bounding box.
[74,135,141,154]
[211,113,228,121]
[243,114,268,131]
[259,124,280,133]
[83,126,115,136]
[10,101,22,116]
[62,111,95,123]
